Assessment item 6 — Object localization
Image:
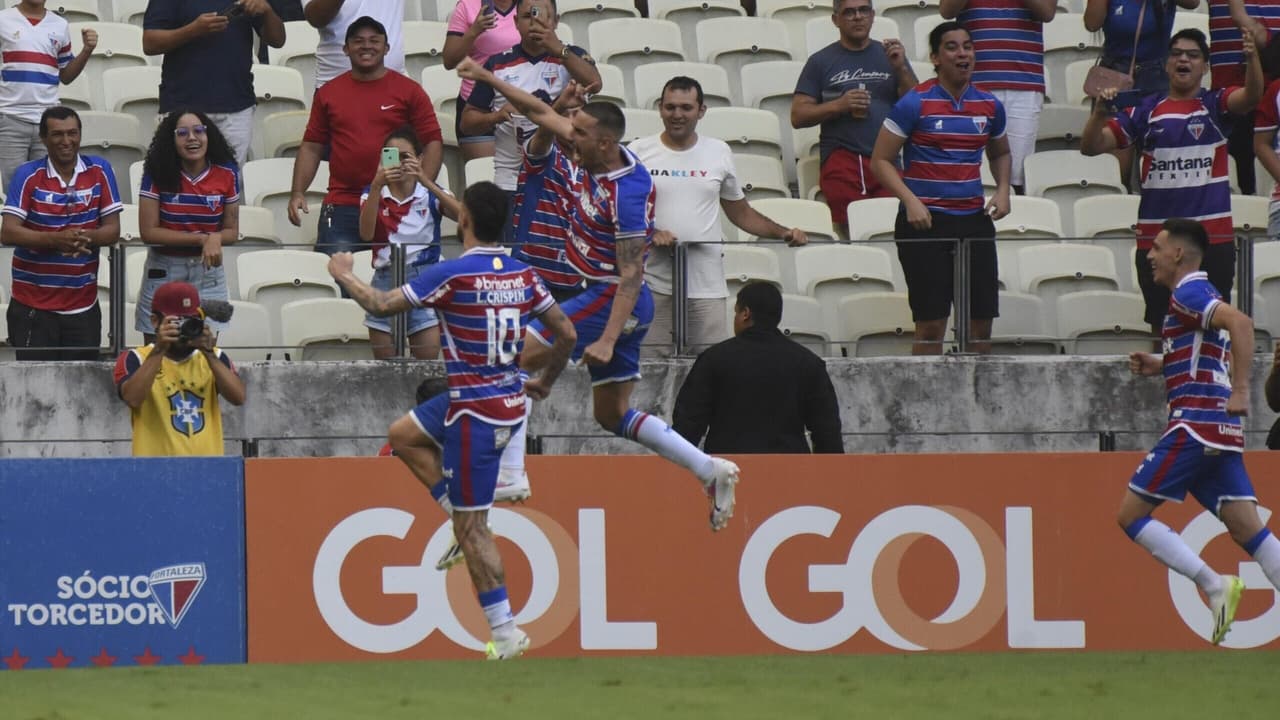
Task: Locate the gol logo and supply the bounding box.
[738,505,1087,651]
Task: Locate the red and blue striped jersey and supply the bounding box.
[552,144,655,283]
[513,142,584,292]
[1109,89,1236,249]
[956,0,1046,93]
[1160,271,1242,451]
[139,163,240,257]
[401,246,553,425]
[1208,0,1280,88]
[0,8,73,123]
[359,182,442,269]
[884,80,1007,215]
[2,155,123,312]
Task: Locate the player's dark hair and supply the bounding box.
[1169,28,1210,61]
[144,110,237,194]
[737,281,783,330]
[383,125,423,155]
[660,76,704,108]
[582,101,625,141]
[929,21,970,56]
[39,105,81,137]
[463,181,509,244]
[415,377,449,404]
[1162,218,1210,256]
[345,15,388,43]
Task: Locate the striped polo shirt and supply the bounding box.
[3,155,123,312]
[1208,0,1280,88]
[0,8,73,123]
[139,163,241,257]
[884,79,1008,215]
[957,0,1046,93]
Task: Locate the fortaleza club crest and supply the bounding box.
[1188,120,1205,140]
[148,563,207,629]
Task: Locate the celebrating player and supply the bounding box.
[328,181,576,660]
[1121,218,1280,645]
[455,57,742,531]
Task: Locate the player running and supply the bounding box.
[456,57,741,531]
[329,181,576,660]
[1121,218,1280,645]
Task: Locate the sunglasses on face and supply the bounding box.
[174,125,207,139]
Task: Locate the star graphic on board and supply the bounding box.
[46,648,74,669]
[134,647,161,666]
[179,646,205,666]
[90,648,116,668]
[3,648,28,670]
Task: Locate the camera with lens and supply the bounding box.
[177,316,206,342]
[173,299,235,344]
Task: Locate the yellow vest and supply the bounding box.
[128,345,229,457]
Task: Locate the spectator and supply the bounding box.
[633,76,807,357]
[870,22,1012,355]
[260,0,304,62]
[0,1,96,189]
[673,281,843,454]
[461,0,599,232]
[142,0,286,169]
[791,0,916,234]
[114,281,246,457]
[940,0,1056,193]
[358,126,453,359]
[288,16,443,258]
[1082,28,1261,334]
[1209,0,1277,195]
[1,106,122,361]
[304,0,405,90]
[136,111,240,343]
[443,0,521,161]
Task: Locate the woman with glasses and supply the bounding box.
[358,126,456,360]
[136,110,240,342]
[1081,28,1263,335]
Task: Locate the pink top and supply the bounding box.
[447,0,520,99]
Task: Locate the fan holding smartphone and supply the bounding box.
[443,0,522,162]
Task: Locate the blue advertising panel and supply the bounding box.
[0,458,246,669]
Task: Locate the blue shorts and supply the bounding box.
[409,393,518,511]
[1128,428,1257,514]
[527,281,653,386]
[364,263,439,335]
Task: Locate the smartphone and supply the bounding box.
[219,2,245,18]
[482,0,495,15]
[380,147,401,169]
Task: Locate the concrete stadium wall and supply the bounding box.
[1,356,1276,457]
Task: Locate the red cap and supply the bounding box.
[151,282,201,317]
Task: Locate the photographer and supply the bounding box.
[113,282,246,457]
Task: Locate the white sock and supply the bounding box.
[1133,518,1222,595]
[1247,529,1280,590]
[618,409,715,482]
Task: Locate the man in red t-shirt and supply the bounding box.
[288,15,443,257]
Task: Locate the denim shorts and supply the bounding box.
[363,261,439,335]
[135,250,230,334]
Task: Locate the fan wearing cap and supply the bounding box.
[113,281,246,457]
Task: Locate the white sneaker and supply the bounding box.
[485,628,530,660]
[494,468,531,503]
[435,539,465,571]
[704,458,739,532]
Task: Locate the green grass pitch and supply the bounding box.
[2,652,1279,719]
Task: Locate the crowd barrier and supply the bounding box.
[3,454,1279,670]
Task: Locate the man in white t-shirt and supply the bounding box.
[303,0,404,89]
[630,76,807,358]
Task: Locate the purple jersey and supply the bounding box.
[401,246,553,425]
[1160,271,1242,451]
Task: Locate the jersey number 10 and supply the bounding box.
[486,307,521,365]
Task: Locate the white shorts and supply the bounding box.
[990,89,1042,188]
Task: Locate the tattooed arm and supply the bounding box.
[580,236,644,367]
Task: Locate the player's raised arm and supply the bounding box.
[1209,302,1256,416]
[327,251,414,317]
[456,57,574,142]
[524,303,577,399]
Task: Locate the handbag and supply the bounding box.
[1082,0,1148,98]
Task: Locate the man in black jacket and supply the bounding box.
[673,282,844,454]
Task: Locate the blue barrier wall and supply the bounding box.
[0,458,246,669]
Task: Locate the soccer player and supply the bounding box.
[328,181,577,660]
[456,57,743,531]
[1121,218,1280,645]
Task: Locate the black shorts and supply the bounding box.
[6,298,101,361]
[895,209,1000,323]
[1135,242,1235,327]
